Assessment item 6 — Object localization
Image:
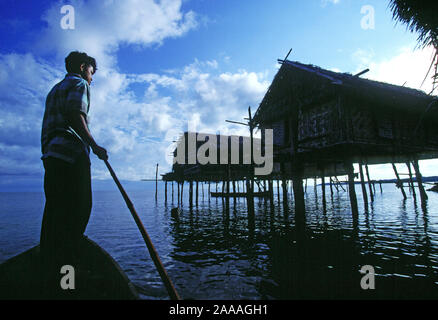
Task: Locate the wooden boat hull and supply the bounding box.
[0,237,138,300]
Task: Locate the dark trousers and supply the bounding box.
[40,154,92,273]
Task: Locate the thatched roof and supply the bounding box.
[253,60,437,125]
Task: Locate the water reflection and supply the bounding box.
[163,184,438,299]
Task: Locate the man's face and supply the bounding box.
[80,64,95,85]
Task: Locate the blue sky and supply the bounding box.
[0,0,436,191]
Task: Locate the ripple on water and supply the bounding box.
[2,185,438,298]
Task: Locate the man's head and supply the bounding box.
[65,51,97,85]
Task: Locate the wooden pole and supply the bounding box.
[412,159,428,206]
[359,163,369,211]
[164,181,167,203]
[172,182,174,203]
[226,166,230,212]
[196,180,199,207]
[181,181,184,204]
[281,163,288,212]
[406,162,417,198]
[104,160,180,300]
[247,106,255,218]
[155,163,159,201]
[232,179,236,208]
[329,177,334,197]
[269,179,274,208]
[246,178,255,218]
[189,181,193,207]
[365,163,374,202]
[321,168,326,211]
[344,161,359,221]
[292,168,306,227]
[177,182,180,205]
[392,163,407,200]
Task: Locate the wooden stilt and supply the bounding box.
[165,181,168,203]
[379,182,382,193]
[304,179,308,194]
[196,181,199,206]
[181,181,184,204]
[344,161,359,220]
[172,182,174,203]
[155,163,159,201]
[269,179,274,208]
[277,180,280,203]
[226,166,230,212]
[281,163,288,213]
[246,178,254,217]
[412,159,428,206]
[189,181,193,207]
[292,173,306,227]
[359,163,369,211]
[392,163,407,200]
[247,106,255,220]
[329,177,334,197]
[177,182,180,205]
[365,163,374,202]
[406,162,417,198]
[321,168,326,211]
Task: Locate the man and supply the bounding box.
[40,51,107,286]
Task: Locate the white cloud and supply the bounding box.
[38,0,198,68]
[0,49,270,181]
[348,45,438,178]
[353,45,436,94]
[321,0,340,7]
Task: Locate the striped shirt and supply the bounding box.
[41,73,91,164]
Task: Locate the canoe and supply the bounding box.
[0,236,138,300]
[210,191,271,198]
[427,183,438,192]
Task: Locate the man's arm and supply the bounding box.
[68,111,108,160]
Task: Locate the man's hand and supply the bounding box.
[92,144,108,160]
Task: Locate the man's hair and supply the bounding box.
[65,51,97,74]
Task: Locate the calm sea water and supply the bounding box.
[1,181,438,299]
